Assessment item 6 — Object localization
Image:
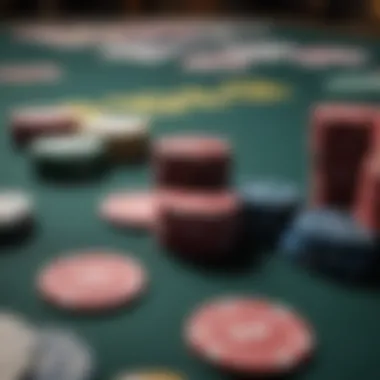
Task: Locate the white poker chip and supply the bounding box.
[30,135,105,161]
[0,312,38,380]
[81,114,149,140]
[32,328,93,380]
[0,191,33,227]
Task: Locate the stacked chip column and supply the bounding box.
[152,135,241,261]
[310,104,375,210]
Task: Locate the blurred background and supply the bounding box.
[0,0,377,28]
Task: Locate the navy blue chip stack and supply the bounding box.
[239,179,301,249]
[280,208,377,280]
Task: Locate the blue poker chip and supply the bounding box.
[240,179,300,210]
[279,208,377,280]
[239,179,301,248]
[30,328,94,380]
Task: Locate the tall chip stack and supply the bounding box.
[310,104,376,210]
[355,153,380,232]
[153,134,241,261]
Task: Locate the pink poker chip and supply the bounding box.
[185,297,315,375]
[37,250,147,312]
[99,191,156,230]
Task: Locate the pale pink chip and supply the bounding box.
[185,297,315,375]
[38,251,147,312]
[100,191,156,230]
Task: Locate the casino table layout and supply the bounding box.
[1,19,380,380]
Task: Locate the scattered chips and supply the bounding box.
[99,191,156,230]
[37,251,147,312]
[185,297,315,375]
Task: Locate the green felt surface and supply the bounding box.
[1,21,380,380]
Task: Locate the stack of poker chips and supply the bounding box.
[152,134,242,261]
[239,179,301,250]
[279,103,380,281]
[310,104,376,209]
[280,209,377,280]
[10,106,151,182]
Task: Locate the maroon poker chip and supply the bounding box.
[152,134,231,190]
[10,106,78,146]
[355,154,380,231]
[185,297,315,375]
[156,190,241,258]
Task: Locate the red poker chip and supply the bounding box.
[153,135,231,189]
[37,250,147,312]
[185,297,315,375]
[157,191,241,257]
[154,135,230,161]
[99,191,156,230]
[11,106,77,145]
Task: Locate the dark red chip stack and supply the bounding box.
[310,104,376,209]
[10,106,78,147]
[355,153,380,232]
[152,135,231,190]
[157,190,241,260]
[153,134,241,260]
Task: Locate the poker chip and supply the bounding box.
[185,297,315,375]
[80,114,150,163]
[153,135,231,189]
[99,191,156,230]
[355,154,380,232]
[31,327,93,380]
[37,250,147,312]
[0,312,38,380]
[29,135,107,181]
[240,179,301,248]
[0,190,34,242]
[10,106,78,146]
[157,191,241,259]
[280,208,377,279]
[114,369,185,380]
[310,104,376,209]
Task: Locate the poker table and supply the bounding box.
[1,19,380,380]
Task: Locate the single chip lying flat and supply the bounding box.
[100,191,156,230]
[185,297,315,375]
[37,250,147,312]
